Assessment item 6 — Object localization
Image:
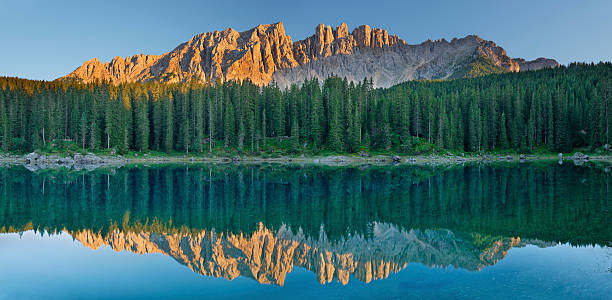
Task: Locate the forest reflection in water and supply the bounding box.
[0,162,610,286]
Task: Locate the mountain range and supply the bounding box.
[72,223,529,286]
[60,22,559,88]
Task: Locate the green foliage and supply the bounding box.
[0,62,610,154]
[412,137,436,154]
[454,56,509,78]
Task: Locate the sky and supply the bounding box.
[1,0,610,81]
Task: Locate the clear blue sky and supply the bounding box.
[1,0,610,81]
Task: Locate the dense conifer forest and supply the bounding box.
[0,63,610,155]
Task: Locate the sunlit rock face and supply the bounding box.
[513,57,560,71]
[60,22,557,88]
[71,223,520,286]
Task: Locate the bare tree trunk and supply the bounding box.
[428,119,431,143]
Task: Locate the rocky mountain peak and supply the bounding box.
[60,22,558,88]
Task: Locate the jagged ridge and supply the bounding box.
[60,22,558,88]
[72,223,523,286]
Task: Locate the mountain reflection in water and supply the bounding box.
[0,162,609,286]
[70,223,524,285]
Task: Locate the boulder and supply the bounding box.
[358,151,371,158]
[58,157,74,165]
[24,152,40,164]
[82,154,102,164]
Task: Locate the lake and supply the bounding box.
[0,162,610,299]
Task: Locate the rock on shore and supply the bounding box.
[22,152,125,171]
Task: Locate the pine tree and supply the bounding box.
[193,90,204,152]
[224,99,235,148]
[400,96,411,151]
[162,92,174,152]
[468,100,482,152]
[601,77,612,146]
[79,111,87,149]
[310,84,323,149]
[290,115,299,151]
[328,89,343,152]
[133,92,149,151]
[453,101,464,151]
[546,92,554,148]
[247,100,255,153]
[238,117,245,152]
[0,91,10,151]
[261,107,267,151]
[436,102,445,148]
[500,112,509,149]
[272,88,284,137]
[554,87,569,152]
[208,95,215,153]
[527,99,536,151]
[382,122,392,150]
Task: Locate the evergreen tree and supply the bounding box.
[193,90,204,152]
[499,112,509,149]
[527,99,536,151]
[224,99,235,148]
[133,92,149,151]
[468,100,482,152]
[290,115,299,151]
[400,96,411,151]
[208,95,215,153]
[162,92,174,153]
[79,111,87,149]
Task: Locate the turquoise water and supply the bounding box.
[0,163,610,299]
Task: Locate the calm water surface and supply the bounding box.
[0,162,610,299]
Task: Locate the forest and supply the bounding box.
[0,62,610,155]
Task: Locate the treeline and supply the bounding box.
[0,62,610,154]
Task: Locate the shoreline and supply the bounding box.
[0,151,610,170]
